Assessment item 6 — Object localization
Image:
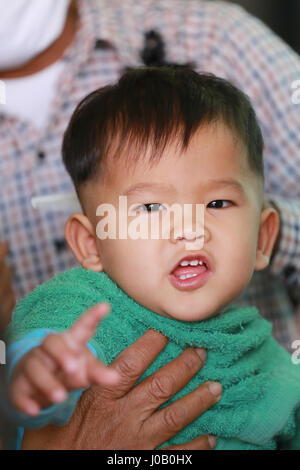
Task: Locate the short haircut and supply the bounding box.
[62,66,264,193]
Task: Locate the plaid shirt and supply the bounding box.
[0,0,299,350]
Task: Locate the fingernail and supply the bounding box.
[195,348,206,363]
[208,435,217,449]
[52,390,67,402]
[208,382,222,397]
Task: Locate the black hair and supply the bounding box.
[62,66,264,193]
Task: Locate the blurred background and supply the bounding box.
[219,0,300,53]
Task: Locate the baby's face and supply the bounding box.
[83,124,264,321]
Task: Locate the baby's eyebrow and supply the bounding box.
[123,182,175,197]
[205,178,246,193]
[123,179,246,197]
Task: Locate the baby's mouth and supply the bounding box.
[169,254,212,291]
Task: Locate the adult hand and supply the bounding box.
[0,241,15,330]
[22,329,222,450]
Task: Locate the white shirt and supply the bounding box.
[3,60,64,129]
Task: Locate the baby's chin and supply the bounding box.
[156,303,223,322]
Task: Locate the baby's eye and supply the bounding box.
[137,203,166,212]
[207,200,232,209]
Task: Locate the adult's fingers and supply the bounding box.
[126,347,206,419]
[162,434,216,450]
[143,380,222,448]
[107,329,169,398]
[64,303,111,351]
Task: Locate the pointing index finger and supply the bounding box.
[64,303,110,351]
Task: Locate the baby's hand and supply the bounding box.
[9,303,120,416]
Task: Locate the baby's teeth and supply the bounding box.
[179,273,198,280]
[180,261,189,266]
[180,259,205,266]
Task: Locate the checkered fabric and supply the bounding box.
[0,0,299,350]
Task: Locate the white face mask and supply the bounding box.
[0,0,71,70]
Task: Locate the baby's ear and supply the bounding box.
[65,214,103,272]
[254,206,280,271]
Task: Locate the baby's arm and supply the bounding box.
[9,303,119,416]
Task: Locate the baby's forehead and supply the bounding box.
[101,144,260,203]
[104,124,248,177]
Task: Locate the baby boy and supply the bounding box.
[6,67,300,449]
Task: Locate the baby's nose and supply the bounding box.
[170,226,210,249]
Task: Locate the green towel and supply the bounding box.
[6,267,300,450]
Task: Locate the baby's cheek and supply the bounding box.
[221,239,255,292]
